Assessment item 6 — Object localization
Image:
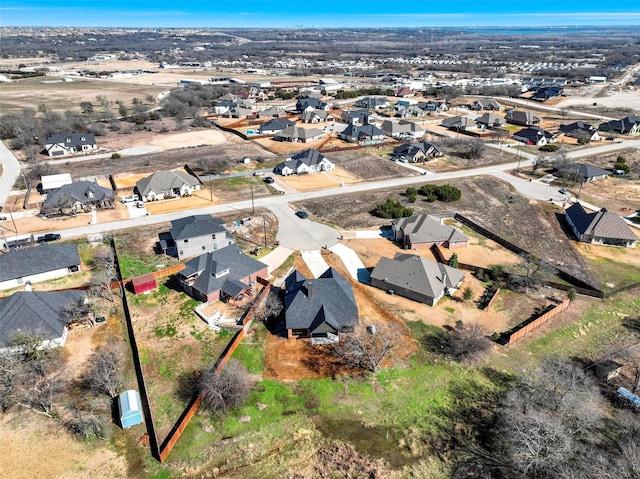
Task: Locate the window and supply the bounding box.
[212,234,216,239]
[202,245,206,250]
[213,244,217,250]
[184,239,189,243]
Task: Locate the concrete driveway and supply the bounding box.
[269,203,341,251]
[301,250,329,278]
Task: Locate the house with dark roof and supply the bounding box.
[299,110,335,123]
[419,101,448,114]
[513,127,555,146]
[273,149,335,176]
[284,268,359,343]
[392,142,441,162]
[339,124,386,143]
[564,203,637,248]
[0,243,81,291]
[476,113,506,128]
[177,244,268,303]
[355,97,390,109]
[44,133,97,157]
[505,110,541,126]
[340,109,374,126]
[0,290,86,352]
[135,170,201,202]
[273,126,325,143]
[296,97,328,112]
[170,215,234,260]
[370,254,465,306]
[568,163,610,183]
[212,100,237,115]
[392,215,468,249]
[380,120,426,140]
[41,181,114,216]
[472,99,502,111]
[559,121,601,142]
[598,115,640,135]
[442,116,477,131]
[531,86,563,101]
[259,118,295,135]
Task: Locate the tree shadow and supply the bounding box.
[174,370,200,404]
[622,317,640,334]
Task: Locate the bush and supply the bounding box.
[199,360,251,415]
[538,144,560,152]
[371,197,413,219]
[110,153,121,159]
[614,162,630,174]
[435,184,462,202]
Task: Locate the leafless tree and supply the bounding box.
[326,326,396,373]
[84,343,125,398]
[198,359,251,414]
[0,352,21,411]
[92,245,117,301]
[532,156,546,174]
[466,139,485,160]
[66,402,109,439]
[18,370,64,417]
[441,322,492,362]
[253,291,283,323]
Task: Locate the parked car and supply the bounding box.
[121,194,138,203]
[252,171,265,177]
[37,233,61,243]
[94,316,106,323]
[559,188,569,195]
[295,210,308,219]
[263,176,275,184]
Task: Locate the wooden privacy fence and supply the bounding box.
[505,299,571,345]
[158,277,272,463]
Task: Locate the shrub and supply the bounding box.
[538,144,560,152]
[110,153,121,159]
[371,197,413,219]
[614,162,630,174]
[435,184,462,202]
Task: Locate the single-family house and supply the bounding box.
[284,268,359,343]
[513,127,555,146]
[442,116,477,131]
[0,243,81,291]
[355,97,390,109]
[222,106,254,119]
[394,87,415,97]
[177,244,268,303]
[476,113,506,128]
[598,116,640,135]
[380,120,426,140]
[212,100,237,115]
[44,133,97,157]
[257,106,287,118]
[339,124,386,143]
[564,203,637,248]
[396,105,427,119]
[274,149,335,176]
[273,126,325,143]
[505,110,541,126]
[531,86,563,101]
[370,254,465,306]
[392,215,468,249]
[259,118,295,135]
[0,290,87,352]
[41,181,115,216]
[472,99,502,111]
[299,110,335,123]
[170,215,235,260]
[559,121,601,142]
[419,101,448,114]
[392,142,442,162]
[341,109,373,126]
[567,163,610,183]
[135,170,201,202]
[296,97,328,112]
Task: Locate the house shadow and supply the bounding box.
[357,267,372,284]
[155,231,177,257]
[554,212,576,241]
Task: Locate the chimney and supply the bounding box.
[442,270,447,287]
[307,281,313,298]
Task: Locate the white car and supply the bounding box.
[121,195,138,203]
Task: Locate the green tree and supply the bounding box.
[462,287,474,302]
[449,253,459,268]
[435,184,462,202]
[79,101,94,117]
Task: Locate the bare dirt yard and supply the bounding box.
[280,166,357,191]
[299,176,596,286]
[325,148,419,181]
[9,205,129,236]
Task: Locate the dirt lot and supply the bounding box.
[300,176,596,286]
[326,148,418,181]
[8,205,129,235]
[280,166,357,191]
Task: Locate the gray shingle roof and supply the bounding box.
[259,118,295,133]
[43,181,114,208]
[573,163,610,180]
[565,203,637,241]
[284,267,359,330]
[180,244,267,296]
[476,113,505,126]
[0,243,81,282]
[0,290,85,347]
[274,126,324,141]
[170,215,228,241]
[45,132,96,148]
[340,124,385,140]
[393,215,468,245]
[135,170,200,196]
[370,254,465,300]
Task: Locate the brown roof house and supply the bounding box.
[565,203,637,248]
[284,268,359,344]
[370,254,465,306]
[392,215,468,249]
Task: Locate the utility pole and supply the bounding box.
[209,179,213,202]
[251,186,255,214]
[262,215,267,247]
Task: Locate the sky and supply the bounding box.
[1,1,639,28]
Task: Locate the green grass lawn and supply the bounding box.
[582,256,640,294]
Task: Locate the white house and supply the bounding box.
[274,149,335,176]
[44,133,98,157]
[135,170,201,202]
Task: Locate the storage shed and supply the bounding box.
[118,390,144,428]
[131,273,157,294]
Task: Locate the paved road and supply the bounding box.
[269,202,341,250]
[494,96,616,121]
[0,140,22,209]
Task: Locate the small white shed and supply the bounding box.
[118,390,144,429]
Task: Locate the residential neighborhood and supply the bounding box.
[0,21,639,479]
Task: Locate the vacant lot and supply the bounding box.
[300,176,596,286]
